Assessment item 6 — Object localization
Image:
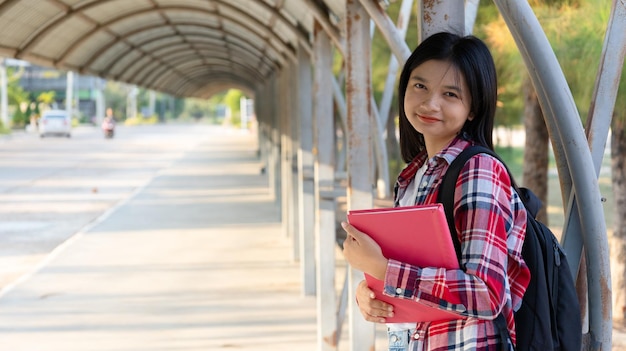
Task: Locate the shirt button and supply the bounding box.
[396,288,403,294]
[421,181,427,187]
[413,334,420,340]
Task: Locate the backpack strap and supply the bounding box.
[437,145,496,259]
[436,145,516,350]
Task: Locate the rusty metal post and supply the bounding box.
[494,0,612,348]
[418,0,465,40]
[0,58,7,128]
[562,0,626,277]
[290,58,301,264]
[297,44,317,297]
[313,24,338,350]
[279,68,293,242]
[360,0,411,63]
[378,0,413,129]
[345,1,376,350]
[267,74,282,205]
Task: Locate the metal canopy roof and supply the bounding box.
[0,0,345,98]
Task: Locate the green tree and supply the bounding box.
[222,89,246,127]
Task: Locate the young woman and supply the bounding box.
[342,32,531,351]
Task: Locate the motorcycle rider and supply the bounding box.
[102,107,116,138]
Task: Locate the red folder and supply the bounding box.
[347,203,466,323]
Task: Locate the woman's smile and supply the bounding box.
[417,114,440,123]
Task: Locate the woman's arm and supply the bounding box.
[384,155,520,319]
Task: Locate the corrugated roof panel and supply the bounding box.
[272,18,298,47]
[89,41,132,72]
[81,0,154,24]
[29,15,96,60]
[224,0,272,24]
[170,25,221,40]
[125,27,177,47]
[62,0,85,6]
[107,12,165,38]
[139,35,184,53]
[63,31,117,70]
[153,0,216,11]
[0,0,342,97]
[0,0,60,47]
[163,9,221,28]
[108,49,143,78]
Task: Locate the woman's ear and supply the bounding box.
[467,113,475,121]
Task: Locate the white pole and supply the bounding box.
[0,58,8,128]
[66,71,74,120]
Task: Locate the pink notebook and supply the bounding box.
[347,203,466,323]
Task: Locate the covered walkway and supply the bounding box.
[0,126,388,350]
[0,1,625,350]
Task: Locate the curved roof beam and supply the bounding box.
[99,31,277,81]
[143,56,265,93]
[127,42,275,85]
[130,59,264,92]
[77,22,278,75]
[159,70,258,98]
[151,42,273,70]
[17,4,297,67]
[145,55,265,86]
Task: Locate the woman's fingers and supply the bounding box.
[355,280,394,323]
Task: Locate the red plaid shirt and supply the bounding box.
[386,137,530,350]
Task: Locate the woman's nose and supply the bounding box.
[420,94,440,111]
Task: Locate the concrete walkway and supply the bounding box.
[0,129,320,350]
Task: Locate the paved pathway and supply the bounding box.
[0,128,325,350]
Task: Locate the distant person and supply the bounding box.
[341,32,531,351]
[102,108,116,138]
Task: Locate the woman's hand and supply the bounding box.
[355,280,394,323]
[341,221,388,280]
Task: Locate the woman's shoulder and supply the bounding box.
[451,147,511,187]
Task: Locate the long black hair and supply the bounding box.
[398,32,497,163]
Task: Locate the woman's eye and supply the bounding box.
[444,92,458,98]
[414,83,426,89]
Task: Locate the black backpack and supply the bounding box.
[437,145,582,351]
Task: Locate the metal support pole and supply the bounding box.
[418,0,465,40]
[66,71,74,120]
[561,0,626,279]
[345,1,375,350]
[494,0,611,348]
[302,0,346,56]
[268,76,280,203]
[313,25,338,350]
[94,78,105,125]
[296,45,316,297]
[148,90,155,117]
[464,0,481,35]
[0,58,8,128]
[279,68,293,243]
[289,60,302,274]
[378,0,413,128]
[359,0,411,63]
[332,77,348,174]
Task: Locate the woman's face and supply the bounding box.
[403,59,473,153]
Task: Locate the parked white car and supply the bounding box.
[39,110,72,138]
